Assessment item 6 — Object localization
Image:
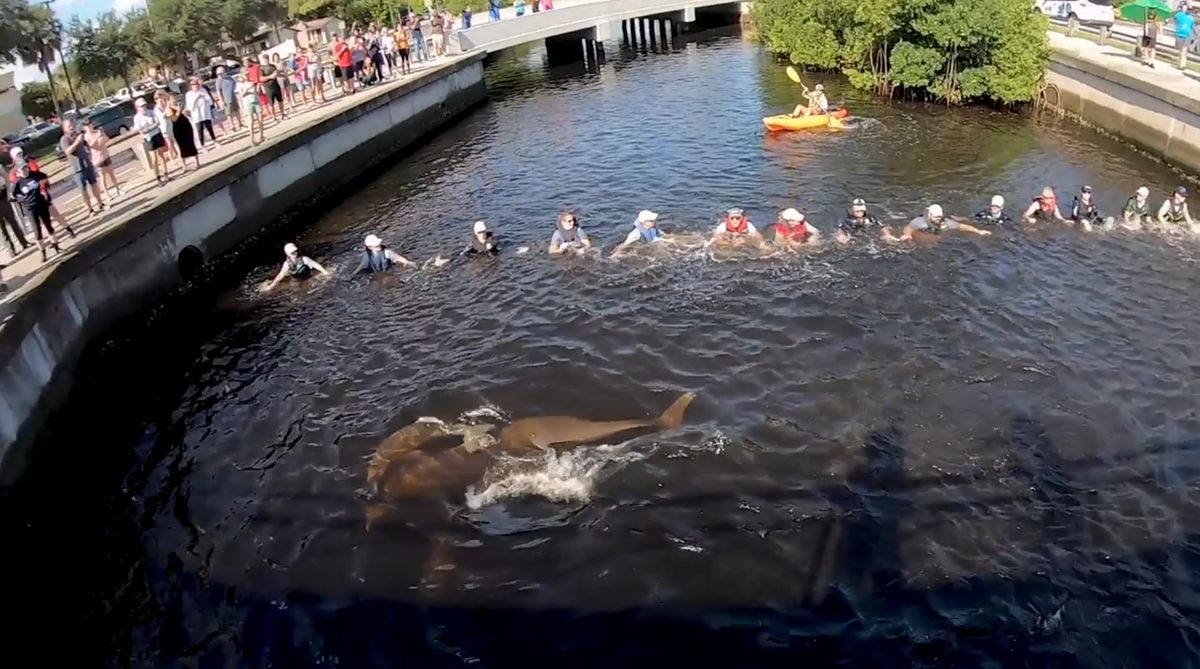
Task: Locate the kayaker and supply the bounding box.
[887,204,992,241]
[768,208,820,246]
[707,207,763,246]
[973,195,1012,226]
[613,210,666,256]
[549,211,592,255]
[353,234,416,274]
[792,84,829,117]
[1122,186,1153,229]
[1022,186,1067,224]
[1069,185,1110,231]
[835,198,885,242]
[262,242,331,291]
[460,220,501,257]
[1158,186,1195,228]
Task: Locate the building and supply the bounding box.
[236,23,301,56]
[292,18,347,50]
[0,71,24,137]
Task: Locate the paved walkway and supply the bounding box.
[1049,30,1200,97]
[0,55,468,320]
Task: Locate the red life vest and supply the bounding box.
[772,221,809,241]
[723,216,749,234]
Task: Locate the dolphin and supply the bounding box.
[498,391,696,450]
[367,418,494,493]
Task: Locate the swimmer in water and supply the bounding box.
[1122,186,1153,230]
[886,204,992,241]
[262,242,330,291]
[767,208,820,247]
[973,195,1012,227]
[549,211,591,255]
[612,210,665,256]
[707,207,764,247]
[835,198,886,243]
[1158,186,1196,230]
[460,220,501,257]
[353,234,416,274]
[1069,185,1112,232]
[1023,186,1067,225]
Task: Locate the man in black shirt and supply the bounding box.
[8,160,74,261]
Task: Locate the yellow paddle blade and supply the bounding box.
[786,66,803,85]
[828,115,845,129]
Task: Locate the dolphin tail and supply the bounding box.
[656,392,696,429]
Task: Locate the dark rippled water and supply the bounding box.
[8,32,1200,668]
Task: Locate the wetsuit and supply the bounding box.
[461,232,500,256]
[1070,196,1105,226]
[838,210,882,234]
[973,209,1012,226]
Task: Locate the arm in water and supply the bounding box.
[951,219,993,236]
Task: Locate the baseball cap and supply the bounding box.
[1081,185,1092,193]
[814,84,824,91]
[727,207,744,217]
[284,242,298,254]
[927,204,944,218]
[1176,186,1189,197]
[473,220,488,233]
[851,198,866,207]
[364,234,382,247]
[637,210,659,223]
[9,146,23,160]
[780,208,804,222]
[1137,186,1150,197]
[990,195,1005,207]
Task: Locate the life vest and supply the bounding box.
[723,215,749,234]
[555,224,582,245]
[1072,196,1100,222]
[771,221,810,241]
[1164,198,1187,223]
[1124,196,1149,217]
[636,222,661,242]
[470,232,498,254]
[974,209,1010,225]
[841,210,878,233]
[361,247,392,273]
[285,256,311,278]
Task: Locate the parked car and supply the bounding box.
[1036,0,1116,28]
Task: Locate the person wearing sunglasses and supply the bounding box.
[549,211,591,255]
[707,207,762,247]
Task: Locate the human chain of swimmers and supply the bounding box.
[260,184,1197,290]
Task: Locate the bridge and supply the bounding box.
[458,0,747,63]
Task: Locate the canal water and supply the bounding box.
[8,31,1200,668]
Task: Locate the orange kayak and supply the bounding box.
[762,108,850,131]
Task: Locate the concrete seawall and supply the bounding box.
[0,54,487,482]
[1047,39,1200,175]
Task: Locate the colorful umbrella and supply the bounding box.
[1119,0,1173,24]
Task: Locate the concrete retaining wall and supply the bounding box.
[1047,50,1200,174]
[0,55,487,483]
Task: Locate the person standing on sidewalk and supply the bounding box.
[83,120,122,201]
[215,66,243,133]
[1142,10,1162,68]
[185,77,218,151]
[0,183,29,259]
[7,159,74,262]
[489,0,501,21]
[1175,5,1195,68]
[57,118,107,217]
[332,34,355,95]
[410,13,429,63]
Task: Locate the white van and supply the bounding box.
[1036,0,1116,28]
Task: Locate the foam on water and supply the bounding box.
[464,442,648,510]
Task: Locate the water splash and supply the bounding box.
[464,442,647,510]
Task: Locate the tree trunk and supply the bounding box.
[40,57,62,117]
[56,45,81,111]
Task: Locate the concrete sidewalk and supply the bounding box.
[0,55,464,319]
[1049,30,1200,102]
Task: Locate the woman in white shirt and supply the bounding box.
[133,97,170,183]
[184,77,218,152]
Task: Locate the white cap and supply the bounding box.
[990,195,1004,207]
[637,210,659,223]
[1136,186,1150,197]
[780,208,804,222]
[814,84,824,91]
[473,220,488,233]
[927,204,944,218]
[364,234,382,247]
[9,146,23,159]
[284,242,298,254]
[217,66,226,74]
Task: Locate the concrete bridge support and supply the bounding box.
[545,26,608,66]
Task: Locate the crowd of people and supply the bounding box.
[258,183,1199,291]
